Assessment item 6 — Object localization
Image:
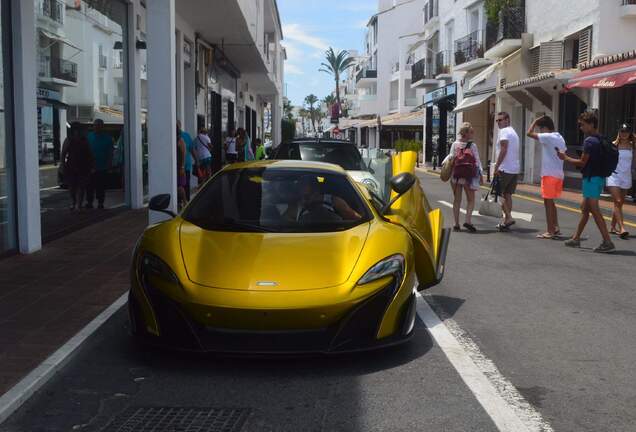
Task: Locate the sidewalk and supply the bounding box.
[420,167,636,218]
[0,209,147,396]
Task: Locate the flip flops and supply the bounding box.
[536,233,554,239]
[619,231,630,239]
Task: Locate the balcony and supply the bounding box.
[454,30,492,72]
[38,55,78,85]
[100,93,108,106]
[37,0,65,26]
[411,57,439,88]
[435,50,452,78]
[485,6,525,59]
[621,0,636,17]
[405,98,419,107]
[356,68,377,88]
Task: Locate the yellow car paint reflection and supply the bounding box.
[129,155,450,353]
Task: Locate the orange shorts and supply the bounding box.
[541,176,563,199]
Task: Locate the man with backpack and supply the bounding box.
[557,111,617,253]
[449,122,483,232]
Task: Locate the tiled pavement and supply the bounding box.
[0,209,147,396]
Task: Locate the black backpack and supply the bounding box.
[598,135,619,178]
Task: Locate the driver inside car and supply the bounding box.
[297,175,361,222]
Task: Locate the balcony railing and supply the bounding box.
[38,55,78,83]
[412,57,435,82]
[485,7,526,51]
[455,30,485,66]
[435,50,452,76]
[38,0,65,26]
[356,68,377,82]
[392,62,400,73]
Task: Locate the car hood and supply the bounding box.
[179,221,370,291]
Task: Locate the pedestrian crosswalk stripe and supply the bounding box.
[437,200,533,222]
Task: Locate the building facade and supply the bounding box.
[1,0,285,256]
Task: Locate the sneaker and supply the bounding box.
[593,241,616,254]
[564,238,581,248]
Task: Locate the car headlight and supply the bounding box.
[357,254,405,286]
[139,252,179,285]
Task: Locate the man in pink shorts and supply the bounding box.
[527,116,566,239]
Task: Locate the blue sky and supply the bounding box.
[278,0,376,107]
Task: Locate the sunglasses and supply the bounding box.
[496,118,506,123]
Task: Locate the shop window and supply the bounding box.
[1,0,17,254]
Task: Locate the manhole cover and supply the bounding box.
[103,407,250,432]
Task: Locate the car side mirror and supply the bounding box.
[149,194,176,218]
[382,173,416,214]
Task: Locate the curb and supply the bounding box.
[0,294,128,425]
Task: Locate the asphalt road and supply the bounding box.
[2,172,636,432]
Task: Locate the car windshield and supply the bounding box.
[183,168,372,233]
[294,142,368,171]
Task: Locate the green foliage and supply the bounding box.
[394,139,422,153]
[319,48,354,107]
[281,118,296,142]
[485,0,515,23]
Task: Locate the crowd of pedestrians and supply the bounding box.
[444,110,635,254]
[174,122,266,209]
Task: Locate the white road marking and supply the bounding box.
[415,292,553,432]
[437,200,533,222]
[0,293,128,425]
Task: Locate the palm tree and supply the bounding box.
[283,97,294,121]
[323,94,336,110]
[304,94,319,133]
[298,108,310,135]
[319,48,354,118]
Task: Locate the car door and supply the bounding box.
[386,151,449,290]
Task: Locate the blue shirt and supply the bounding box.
[181,131,194,171]
[87,131,113,171]
[582,135,602,179]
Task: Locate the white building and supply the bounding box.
[344,0,427,150]
[0,0,285,256]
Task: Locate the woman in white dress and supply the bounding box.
[449,122,484,232]
[607,124,635,239]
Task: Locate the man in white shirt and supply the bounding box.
[527,116,566,239]
[494,112,521,230]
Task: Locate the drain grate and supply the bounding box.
[103,407,250,432]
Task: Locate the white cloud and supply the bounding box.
[285,64,304,75]
[282,23,329,51]
[335,3,377,12]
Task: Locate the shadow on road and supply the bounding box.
[421,295,466,321]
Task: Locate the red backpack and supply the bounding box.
[452,142,477,180]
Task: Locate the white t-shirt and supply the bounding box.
[537,132,566,179]
[195,134,212,160]
[497,126,521,174]
[225,137,237,155]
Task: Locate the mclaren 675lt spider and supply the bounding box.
[129,151,449,354]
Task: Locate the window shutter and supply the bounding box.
[539,41,564,74]
[530,46,540,76]
[578,27,592,66]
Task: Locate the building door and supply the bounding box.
[227,100,235,133]
[210,91,223,173]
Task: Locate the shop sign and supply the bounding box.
[424,82,457,105]
[37,88,61,101]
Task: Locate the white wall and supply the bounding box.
[376,0,425,116]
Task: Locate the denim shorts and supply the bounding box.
[582,176,605,199]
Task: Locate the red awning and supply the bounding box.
[566,58,636,90]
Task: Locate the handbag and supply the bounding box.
[440,154,454,182]
[478,177,503,218]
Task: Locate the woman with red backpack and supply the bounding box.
[450,122,484,232]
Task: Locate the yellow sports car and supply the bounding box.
[129,151,450,353]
